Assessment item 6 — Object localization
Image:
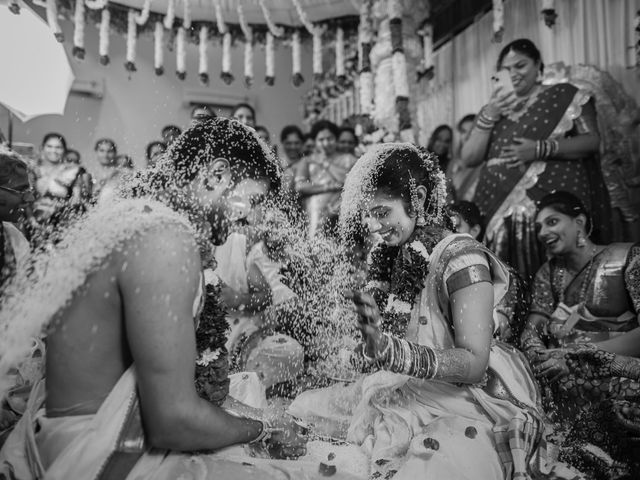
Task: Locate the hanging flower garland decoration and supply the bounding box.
[98,7,110,65]
[153,20,164,75]
[72,0,86,60]
[358,1,374,115]
[134,0,151,25]
[541,0,557,28]
[237,3,254,88]
[46,0,64,42]
[291,29,304,87]
[388,0,411,132]
[416,19,434,81]
[125,8,137,72]
[214,0,233,85]
[85,0,107,10]
[492,0,504,43]
[198,25,209,85]
[176,26,186,80]
[259,0,284,86]
[335,27,346,82]
[162,0,174,29]
[293,0,324,81]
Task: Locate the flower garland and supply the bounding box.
[292,0,323,80]
[292,30,304,87]
[194,280,231,406]
[259,0,283,86]
[46,0,64,42]
[335,27,345,80]
[125,8,137,72]
[492,0,504,42]
[176,26,186,80]
[265,32,275,86]
[417,20,434,81]
[388,0,411,132]
[154,20,164,75]
[134,0,151,25]
[237,3,253,88]
[72,0,86,60]
[98,7,110,65]
[182,0,191,29]
[214,0,233,85]
[163,0,174,29]
[367,226,447,336]
[358,1,373,115]
[541,0,557,28]
[198,25,209,85]
[85,0,107,10]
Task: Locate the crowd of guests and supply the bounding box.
[0,37,639,478]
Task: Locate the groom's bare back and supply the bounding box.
[45,225,202,417]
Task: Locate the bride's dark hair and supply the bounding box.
[375,146,448,224]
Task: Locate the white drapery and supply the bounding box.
[415,0,640,146]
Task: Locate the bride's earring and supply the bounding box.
[409,176,426,227]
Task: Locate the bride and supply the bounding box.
[290,143,581,480]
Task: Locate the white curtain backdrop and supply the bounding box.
[415,0,640,146]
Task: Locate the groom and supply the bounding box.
[0,118,307,479]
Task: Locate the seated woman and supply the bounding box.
[290,144,579,480]
[522,191,640,382]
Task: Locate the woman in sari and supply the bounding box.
[29,133,91,244]
[296,120,356,236]
[289,144,580,480]
[461,39,611,281]
[521,191,640,476]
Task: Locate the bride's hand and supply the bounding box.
[266,414,309,459]
[344,290,385,357]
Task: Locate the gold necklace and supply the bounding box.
[558,245,598,304]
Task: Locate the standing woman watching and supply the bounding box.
[461,38,611,280]
[29,133,91,243]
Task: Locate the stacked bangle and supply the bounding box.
[535,139,560,161]
[476,108,500,131]
[249,419,275,448]
[375,334,438,379]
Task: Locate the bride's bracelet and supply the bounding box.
[379,334,438,379]
[535,139,559,161]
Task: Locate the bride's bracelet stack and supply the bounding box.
[363,333,438,379]
[535,139,559,161]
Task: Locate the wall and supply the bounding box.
[1,14,313,172]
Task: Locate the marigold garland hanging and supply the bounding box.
[182,0,191,30]
[72,0,86,60]
[259,0,284,37]
[387,0,410,132]
[98,7,110,65]
[198,25,209,85]
[154,20,164,75]
[292,29,304,87]
[417,20,434,81]
[176,26,186,80]
[124,8,137,72]
[163,0,174,29]
[492,0,504,42]
[85,0,107,10]
[46,0,64,42]
[336,27,346,81]
[214,0,233,85]
[292,0,322,80]
[358,1,373,114]
[635,10,640,70]
[237,3,253,88]
[265,32,275,86]
[541,0,557,28]
[135,0,151,25]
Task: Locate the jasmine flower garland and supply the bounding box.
[367,225,448,336]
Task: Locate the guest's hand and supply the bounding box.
[486,87,519,119]
[566,345,615,379]
[267,414,309,459]
[533,348,569,383]
[501,137,537,168]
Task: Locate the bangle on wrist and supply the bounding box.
[249,419,275,448]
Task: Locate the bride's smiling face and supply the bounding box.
[364,191,416,247]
